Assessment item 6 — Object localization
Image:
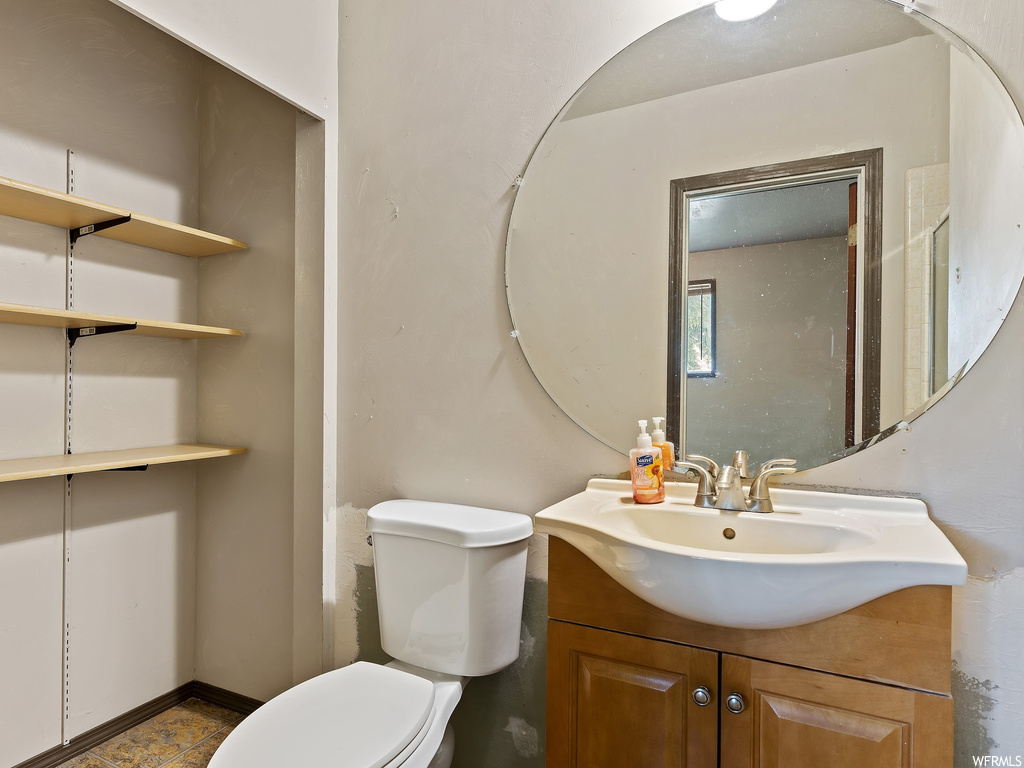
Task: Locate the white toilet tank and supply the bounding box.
[366,500,534,677]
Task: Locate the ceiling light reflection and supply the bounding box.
[715,0,778,22]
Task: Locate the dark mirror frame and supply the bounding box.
[666,148,883,458]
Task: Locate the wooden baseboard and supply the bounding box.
[13,683,194,768]
[192,680,263,716]
[12,680,263,768]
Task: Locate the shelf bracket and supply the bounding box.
[69,214,132,247]
[67,322,138,348]
[65,464,149,480]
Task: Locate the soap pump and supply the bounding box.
[650,417,676,469]
[630,419,665,504]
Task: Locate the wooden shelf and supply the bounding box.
[0,175,247,257]
[0,444,247,483]
[0,302,243,340]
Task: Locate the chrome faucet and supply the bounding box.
[675,451,797,513]
[674,459,717,508]
[685,453,720,479]
[731,450,753,478]
[756,457,797,475]
[746,465,796,513]
[714,465,748,511]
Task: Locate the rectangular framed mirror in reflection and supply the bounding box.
[666,150,883,469]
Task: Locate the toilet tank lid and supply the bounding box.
[367,499,533,548]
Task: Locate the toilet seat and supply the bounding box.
[208,662,436,768]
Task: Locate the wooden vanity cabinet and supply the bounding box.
[545,538,954,768]
[720,655,951,767]
[547,621,717,768]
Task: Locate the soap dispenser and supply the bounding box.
[650,417,676,470]
[630,420,665,504]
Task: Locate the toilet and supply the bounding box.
[208,499,534,768]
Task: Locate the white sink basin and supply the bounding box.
[534,479,967,629]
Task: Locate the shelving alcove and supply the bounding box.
[0,172,248,481]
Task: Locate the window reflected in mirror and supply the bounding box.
[930,213,951,395]
[686,280,716,377]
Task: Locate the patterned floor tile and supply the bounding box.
[146,705,226,745]
[58,754,117,768]
[88,722,168,768]
[180,699,244,727]
[89,705,229,768]
[56,701,245,768]
[161,728,233,768]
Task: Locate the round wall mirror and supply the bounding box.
[505,0,1024,470]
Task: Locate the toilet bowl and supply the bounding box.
[208,500,533,768]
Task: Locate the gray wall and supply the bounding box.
[195,61,304,703]
[687,237,849,469]
[336,0,1024,763]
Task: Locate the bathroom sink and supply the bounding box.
[534,479,967,629]
[603,503,880,555]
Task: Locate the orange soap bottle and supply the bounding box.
[630,420,665,504]
[650,417,676,470]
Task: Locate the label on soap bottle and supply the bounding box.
[631,449,664,504]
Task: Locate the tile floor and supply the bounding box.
[57,699,244,768]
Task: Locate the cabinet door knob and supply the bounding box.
[725,693,745,714]
[692,686,711,706]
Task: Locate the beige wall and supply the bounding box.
[108,0,335,119]
[0,482,64,761]
[0,0,202,757]
[947,45,1024,373]
[195,63,304,702]
[107,0,341,677]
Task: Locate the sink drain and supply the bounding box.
[723,528,736,540]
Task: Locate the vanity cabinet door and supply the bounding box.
[546,620,718,768]
[719,655,953,768]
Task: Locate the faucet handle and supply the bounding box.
[673,461,717,508]
[685,453,720,478]
[732,450,752,478]
[756,457,797,476]
[746,466,796,513]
